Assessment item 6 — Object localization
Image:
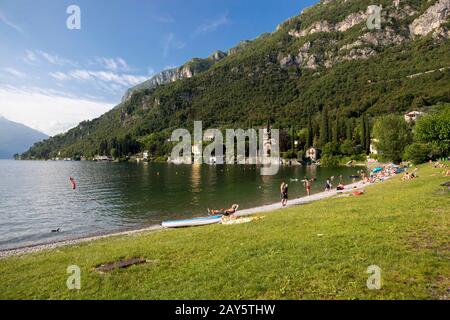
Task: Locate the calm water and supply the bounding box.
[0,160,365,250]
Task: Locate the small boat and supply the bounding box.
[161,215,222,228]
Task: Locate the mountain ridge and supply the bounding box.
[22,0,450,160]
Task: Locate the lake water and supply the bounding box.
[0,160,366,250]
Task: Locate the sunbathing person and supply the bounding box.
[208,204,239,218]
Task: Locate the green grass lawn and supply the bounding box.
[0,163,449,300]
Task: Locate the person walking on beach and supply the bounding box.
[280,182,288,207]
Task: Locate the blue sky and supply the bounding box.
[0,0,317,135]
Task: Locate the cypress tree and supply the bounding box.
[365,116,371,154]
[361,116,367,152]
[306,113,313,148]
[320,106,330,146]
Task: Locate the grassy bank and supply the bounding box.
[0,163,449,300]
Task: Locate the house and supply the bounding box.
[305,147,320,162]
[370,139,379,155]
[93,155,112,161]
[404,111,424,123]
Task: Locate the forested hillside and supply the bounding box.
[22,0,450,160]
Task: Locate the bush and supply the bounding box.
[320,155,341,167]
[403,143,432,164]
[282,150,298,159]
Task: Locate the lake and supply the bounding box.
[0,160,366,250]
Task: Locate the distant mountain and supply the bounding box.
[22,0,450,159]
[0,117,48,159]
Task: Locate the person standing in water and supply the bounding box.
[304,178,312,196]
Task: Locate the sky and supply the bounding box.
[0,0,317,136]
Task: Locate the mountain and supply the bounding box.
[22,0,450,160]
[0,117,48,159]
[122,49,235,102]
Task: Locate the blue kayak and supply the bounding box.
[161,215,222,228]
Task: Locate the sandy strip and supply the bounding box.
[236,179,378,216]
[0,177,389,259]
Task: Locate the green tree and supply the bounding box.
[373,115,412,163]
[306,114,313,149]
[403,142,432,164]
[319,106,330,147]
[360,115,371,155]
[110,148,118,159]
[340,139,354,156]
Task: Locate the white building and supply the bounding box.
[305,147,320,162]
[370,139,379,155]
[404,111,424,123]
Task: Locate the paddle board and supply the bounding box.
[162,215,222,228]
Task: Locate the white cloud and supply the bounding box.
[0,86,113,136]
[4,68,26,78]
[0,10,25,34]
[163,33,185,58]
[49,71,70,81]
[36,50,74,66]
[96,57,130,72]
[23,49,76,66]
[23,50,38,64]
[63,69,147,86]
[194,13,229,36]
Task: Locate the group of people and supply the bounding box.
[279,175,340,207]
[430,160,450,176]
[402,168,418,181]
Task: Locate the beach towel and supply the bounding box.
[221,216,264,225]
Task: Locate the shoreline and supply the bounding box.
[0,177,386,259]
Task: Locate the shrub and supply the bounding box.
[403,142,432,165]
[320,155,341,167]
